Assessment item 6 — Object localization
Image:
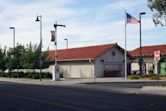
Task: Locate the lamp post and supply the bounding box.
[64,38,68,49]
[139,12,146,75]
[9,27,15,48]
[9,27,15,78]
[35,15,42,81]
[53,22,65,81]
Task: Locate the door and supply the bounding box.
[160,62,166,75]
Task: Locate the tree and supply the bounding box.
[41,50,50,69]
[20,43,36,69]
[33,43,42,69]
[5,43,50,72]
[6,48,15,71]
[20,42,50,70]
[6,44,25,71]
[147,0,166,26]
[0,47,7,72]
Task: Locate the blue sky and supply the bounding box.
[0,0,165,50]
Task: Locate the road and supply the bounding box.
[0,81,166,111]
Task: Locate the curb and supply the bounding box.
[141,86,166,91]
[139,86,166,96]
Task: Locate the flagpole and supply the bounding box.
[124,10,127,80]
[124,12,139,79]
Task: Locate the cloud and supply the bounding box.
[0,0,78,48]
[0,0,165,51]
[105,1,140,10]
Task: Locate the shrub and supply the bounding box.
[0,72,52,79]
[42,72,52,79]
[0,72,12,78]
[144,74,159,80]
[128,75,141,80]
[149,75,159,80]
[18,72,26,78]
[159,74,166,77]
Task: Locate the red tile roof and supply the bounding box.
[48,43,120,61]
[129,44,166,57]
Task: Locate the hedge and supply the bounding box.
[0,72,52,79]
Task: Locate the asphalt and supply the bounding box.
[1,81,166,111]
[0,77,166,96]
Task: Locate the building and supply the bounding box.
[46,43,129,78]
[129,44,166,75]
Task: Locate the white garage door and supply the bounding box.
[70,64,94,78]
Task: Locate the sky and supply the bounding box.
[0,0,165,51]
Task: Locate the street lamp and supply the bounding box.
[9,27,16,78]
[35,15,42,81]
[64,38,68,49]
[139,12,146,75]
[9,27,15,48]
[53,22,65,81]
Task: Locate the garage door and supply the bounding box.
[70,64,94,78]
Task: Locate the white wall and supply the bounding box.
[69,64,94,78]
[46,47,129,78]
[131,55,166,74]
[95,47,127,77]
[47,62,94,78]
[131,63,139,71]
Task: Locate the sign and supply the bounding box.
[154,51,160,61]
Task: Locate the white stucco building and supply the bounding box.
[130,44,166,75]
[47,43,129,78]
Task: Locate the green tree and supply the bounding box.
[5,43,50,72]
[13,45,25,69]
[6,48,15,71]
[0,47,7,72]
[20,42,50,70]
[6,44,25,71]
[41,50,50,69]
[147,0,166,26]
[20,43,36,69]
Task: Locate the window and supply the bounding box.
[112,51,116,56]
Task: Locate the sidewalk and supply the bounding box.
[1,77,166,85]
[139,86,166,96]
[0,77,91,85]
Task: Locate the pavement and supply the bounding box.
[0,77,166,85]
[140,86,166,96]
[0,77,166,96]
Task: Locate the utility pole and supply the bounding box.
[53,22,65,81]
[139,12,146,75]
[35,15,42,81]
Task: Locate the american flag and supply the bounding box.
[126,13,139,24]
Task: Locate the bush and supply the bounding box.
[0,72,12,78]
[149,75,159,80]
[143,74,159,80]
[128,75,141,80]
[0,72,52,79]
[42,72,52,79]
[0,72,5,77]
[159,74,166,78]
